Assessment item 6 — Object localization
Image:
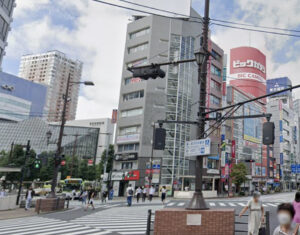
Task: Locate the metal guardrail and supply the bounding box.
[234,211,270,235]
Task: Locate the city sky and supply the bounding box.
[3,0,300,119]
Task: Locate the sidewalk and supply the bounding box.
[0,208,37,220]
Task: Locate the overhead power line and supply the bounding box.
[92,0,300,37]
[211,23,300,38]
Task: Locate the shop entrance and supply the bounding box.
[119,181,128,196]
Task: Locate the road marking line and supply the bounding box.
[167,202,175,206]
[262,204,268,207]
[228,203,236,207]
[238,203,247,207]
[266,203,277,207]
[120,232,146,235]
[219,202,226,206]
[209,202,216,206]
[63,228,102,235]
[177,202,185,206]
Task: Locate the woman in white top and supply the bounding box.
[160,186,167,204]
[239,191,264,235]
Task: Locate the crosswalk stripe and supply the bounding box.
[266,203,277,207]
[209,202,216,206]
[167,202,175,206]
[0,221,67,232]
[262,204,268,207]
[238,203,247,207]
[28,227,88,235]
[219,202,226,206]
[120,232,145,235]
[63,229,104,235]
[177,202,185,206]
[228,203,236,207]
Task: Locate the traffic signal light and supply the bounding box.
[34,159,41,169]
[130,64,165,80]
[263,122,275,145]
[154,127,166,150]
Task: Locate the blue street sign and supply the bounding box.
[291,164,297,174]
[153,164,160,169]
[297,164,300,174]
[280,153,284,165]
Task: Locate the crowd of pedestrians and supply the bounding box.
[239,191,300,235]
[125,184,168,206]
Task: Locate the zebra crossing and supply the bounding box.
[166,201,282,208]
[70,205,163,235]
[0,216,109,235]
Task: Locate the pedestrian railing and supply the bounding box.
[234,211,270,235]
[146,209,154,235]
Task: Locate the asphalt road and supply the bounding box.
[0,192,295,235]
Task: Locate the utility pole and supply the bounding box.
[187,0,210,210]
[50,73,71,198]
[9,142,14,160]
[16,140,30,205]
[148,124,155,192]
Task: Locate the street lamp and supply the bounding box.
[50,73,95,198]
[186,46,209,210]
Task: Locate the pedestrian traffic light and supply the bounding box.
[263,122,275,145]
[54,155,62,166]
[129,64,165,80]
[154,127,166,150]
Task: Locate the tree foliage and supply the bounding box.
[230,162,248,192]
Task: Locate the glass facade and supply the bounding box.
[0,118,99,161]
[161,35,196,185]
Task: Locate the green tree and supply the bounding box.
[100,144,114,174]
[230,162,248,193]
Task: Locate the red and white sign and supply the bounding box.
[124,170,140,181]
[111,109,118,124]
[230,47,266,82]
[231,140,236,159]
[88,159,93,166]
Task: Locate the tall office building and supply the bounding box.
[18,51,83,122]
[0,0,16,66]
[112,9,224,196]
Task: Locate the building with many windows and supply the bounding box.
[18,51,83,122]
[0,71,47,121]
[112,9,224,196]
[0,118,99,163]
[0,0,15,66]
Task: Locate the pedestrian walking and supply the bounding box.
[136,187,142,203]
[149,185,155,202]
[85,188,95,211]
[25,186,35,211]
[126,184,134,206]
[142,187,147,202]
[109,188,114,200]
[101,190,107,203]
[239,191,264,235]
[72,189,76,200]
[293,192,300,224]
[273,203,299,235]
[80,190,88,205]
[160,186,167,204]
[0,188,5,197]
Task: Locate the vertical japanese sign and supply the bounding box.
[231,140,236,159]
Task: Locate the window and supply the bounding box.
[119,126,140,135]
[128,42,148,54]
[211,49,222,62]
[210,94,221,105]
[211,64,221,77]
[121,162,133,169]
[118,143,139,152]
[129,27,150,39]
[123,90,144,101]
[283,119,289,126]
[0,16,8,41]
[210,79,221,91]
[121,108,143,117]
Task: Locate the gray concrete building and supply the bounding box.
[113,9,224,196]
[0,0,15,66]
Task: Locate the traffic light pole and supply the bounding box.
[148,124,155,193]
[50,73,71,198]
[16,140,30,205]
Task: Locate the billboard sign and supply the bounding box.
[243,103,262,143]
[231,140,236,158]
[230,47,266,82]
[185,138,211,157]
[266,77,292,97]
[291,164,297,174]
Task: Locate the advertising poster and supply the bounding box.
[266,77,292,97]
